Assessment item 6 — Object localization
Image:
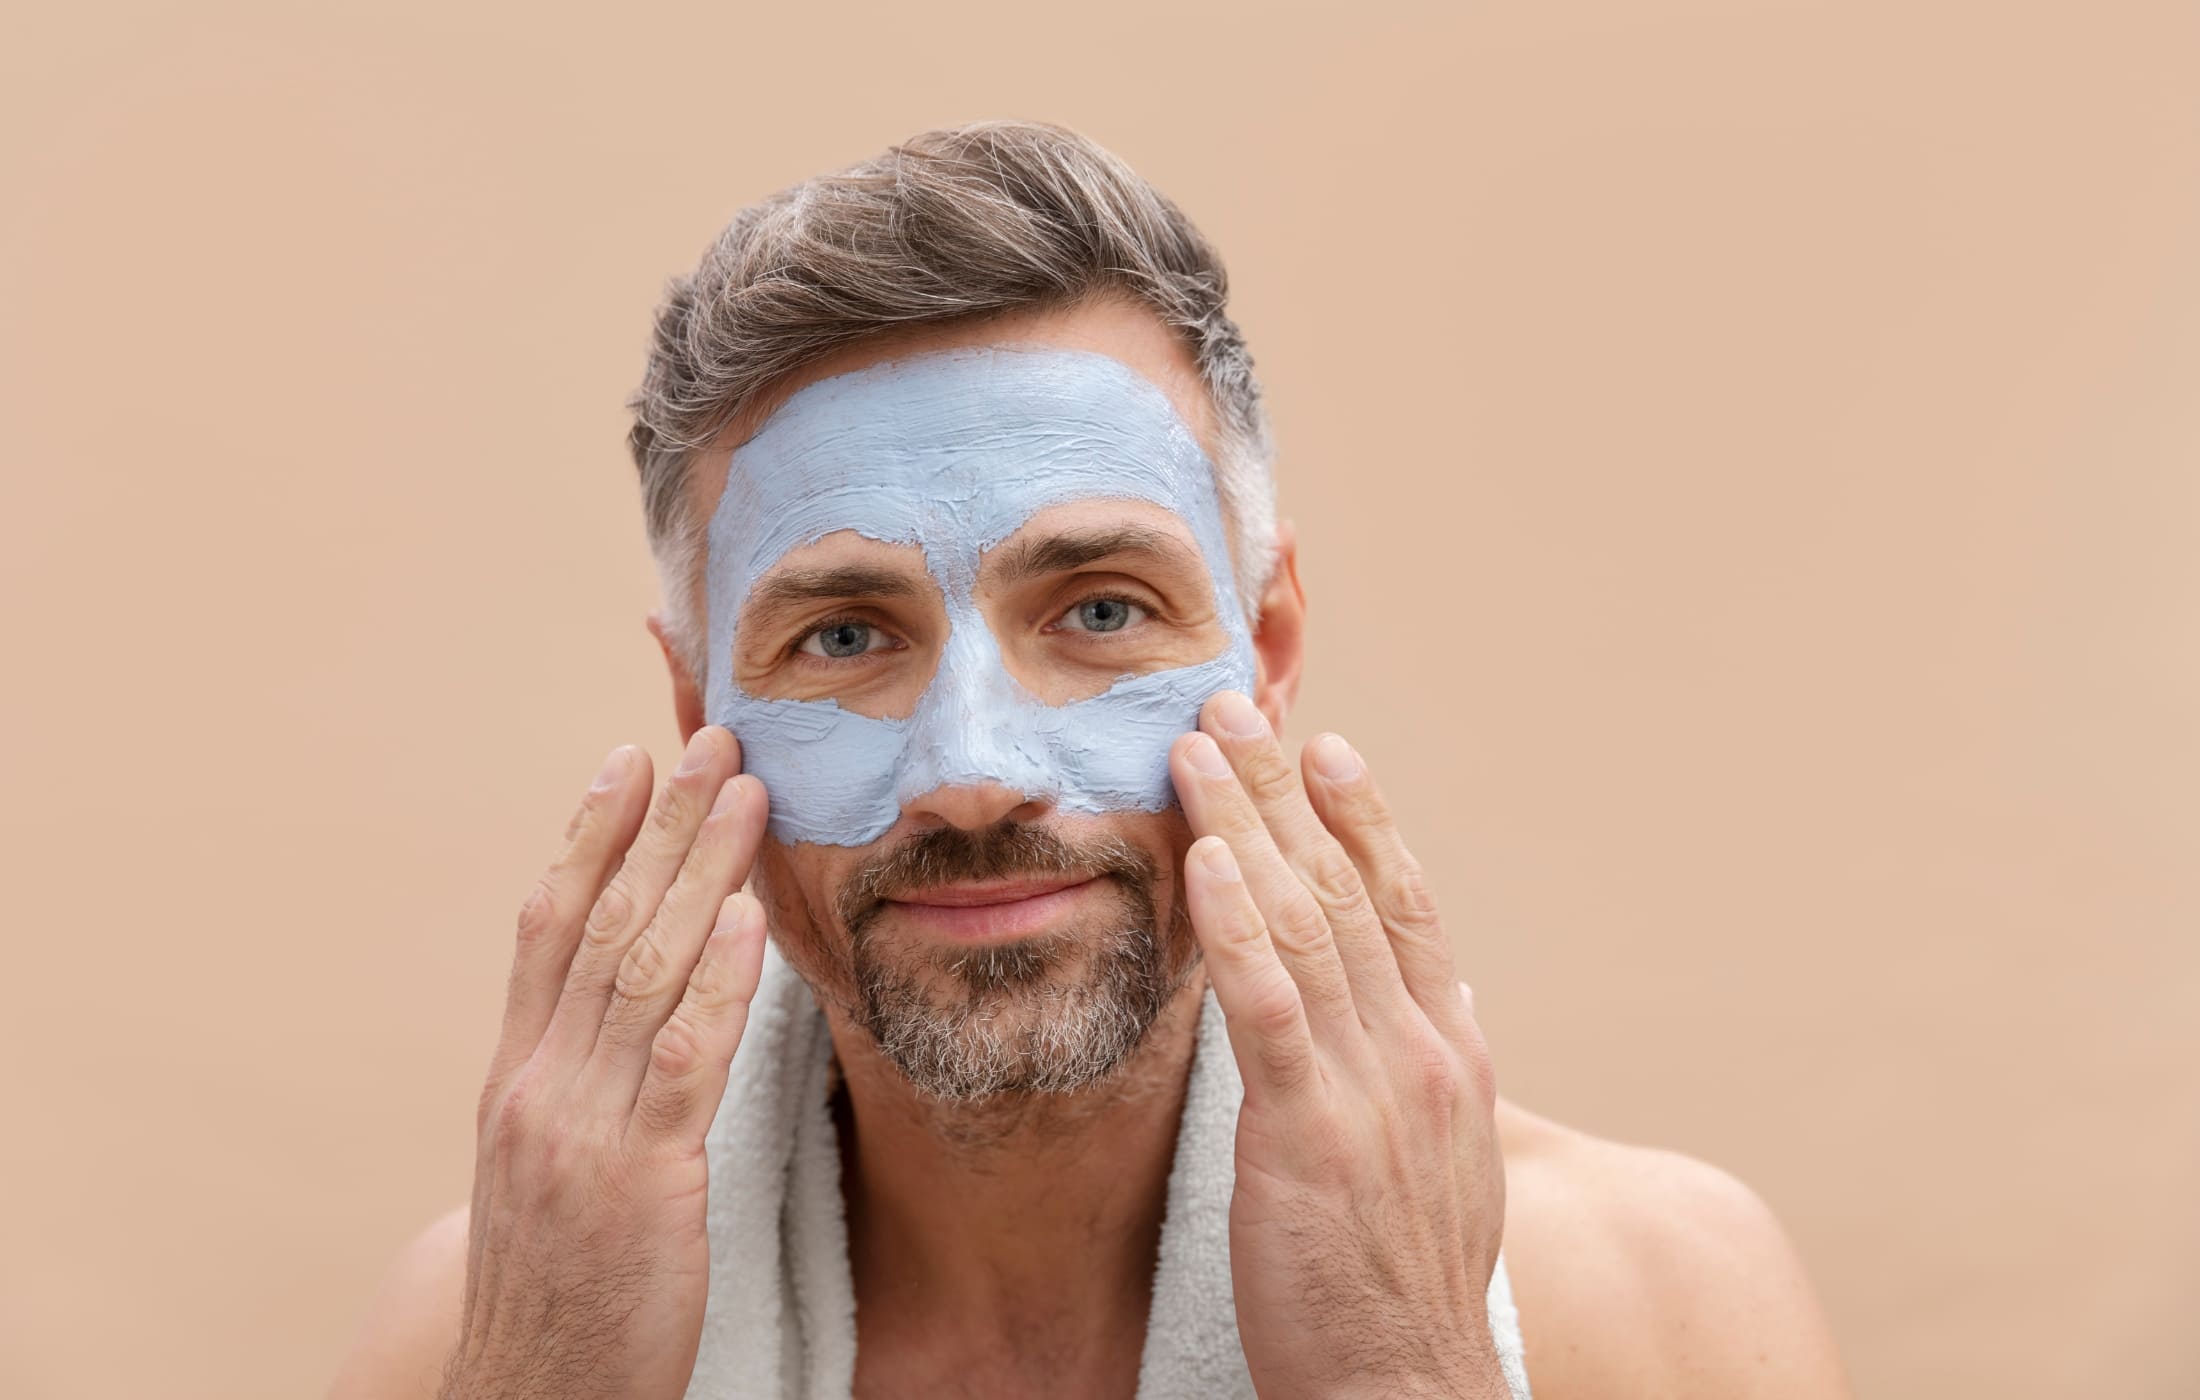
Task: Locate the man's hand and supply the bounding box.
[443,726,770,1400]
[1169,691,1511,1400]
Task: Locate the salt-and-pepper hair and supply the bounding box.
[624,119,1278,690]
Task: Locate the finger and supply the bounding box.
[1199,693,1414,1027]
[1300,733,1470,1038]
[1196,695,1416,1021]
[485,743,651,1109]
[1170,728,1357,1038]
[628,891,770,1152]
[584,772,769,1100]
[537,725,742,1070]
[1184,835,1321,1102]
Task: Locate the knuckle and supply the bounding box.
[491,1070,542,1142]
[1381,855,1444,936]
[1302,844,1366,910]
[1212,898,1267,950]
[645,778,693,837]
[563,784,605,842]
[520,1113,584,1185]
[649,1008,707,1083]
[1241,753,1300,805]
[1402,1033,1459,1107]
[613,925,671,1002]
[684,940,749,1013]
[1269,890,1334,957]
[513,882,558,949]
[1248,976,1305,1043]
[582,880,635,949]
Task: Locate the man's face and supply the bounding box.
[699,322,1258,1101]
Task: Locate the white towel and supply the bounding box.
[683,940,1533,1399]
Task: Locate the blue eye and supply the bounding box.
[799,620,883,658]
[1060,596,1146,633]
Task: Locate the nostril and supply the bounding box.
[903,780,1048,833]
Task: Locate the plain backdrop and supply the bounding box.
[4,2,2195,1397]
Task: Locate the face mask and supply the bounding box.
[704,345,1258,847]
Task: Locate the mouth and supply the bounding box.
[882,875,1103,942]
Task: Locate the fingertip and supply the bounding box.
[710,771,767,819]
[1206,689,1269,741]
[733,771,768,810]
[568,744,647,841]
[719,893,772,989]
[713,889,763,937]
[589,743,637,793]
[716,725,745,775]
[1178,730,1231,779]
[1190,834,1241,883]
[1306,732,1363,784]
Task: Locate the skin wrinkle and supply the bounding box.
[740,564,931,643]
[983,522,1196,591]
[704,345,1258,847]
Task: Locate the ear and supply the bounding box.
[1249,519,1306,732]
[645,610,707,743]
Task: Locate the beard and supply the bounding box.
[827,819,1198,1102]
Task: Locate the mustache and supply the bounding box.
[835,819,1159,934]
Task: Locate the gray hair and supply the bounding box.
[624,119,1277,689]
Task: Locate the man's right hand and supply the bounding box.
[441,725,770,1400]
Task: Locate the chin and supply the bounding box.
[852,882,1197,1101]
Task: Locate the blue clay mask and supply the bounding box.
[703,345,1258,847]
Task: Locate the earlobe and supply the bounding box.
[646,611,708,743]
[1248,520,1307,731]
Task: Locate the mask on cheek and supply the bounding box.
[703,346,1259,847]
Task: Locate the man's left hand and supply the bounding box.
[1169,690,1511,1400]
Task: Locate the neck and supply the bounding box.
[819,969,1210,1354]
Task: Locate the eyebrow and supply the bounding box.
[985,524,1203,589]
[741,563,926,633]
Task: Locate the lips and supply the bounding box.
[890,875,1093,908]
[882,875,1102,941]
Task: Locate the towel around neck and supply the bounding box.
[681,940,1532,1399]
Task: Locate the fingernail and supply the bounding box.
[1212,691,1267,739]
[1197,837,1241,882]
[591,746,632,791]
[676,728,717,775]
[1312,733,1362,782]
[710,775,744,817]
[713,891,756,934]
[1185,733,1231,777]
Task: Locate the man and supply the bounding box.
[330,120,1852,1399]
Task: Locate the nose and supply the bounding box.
[903,780,1052,832]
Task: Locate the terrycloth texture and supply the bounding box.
[683,940,1533,1399]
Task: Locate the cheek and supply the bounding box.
[750,842,858,986]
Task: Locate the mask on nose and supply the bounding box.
[704,345,1259,848]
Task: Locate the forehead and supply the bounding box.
[711,346,1225,595]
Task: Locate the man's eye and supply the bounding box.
[1057,596,1147,634]
[798,620,890,658]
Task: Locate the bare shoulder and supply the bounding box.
[326,1203,470,1400]
[1491,1097,1854,1400]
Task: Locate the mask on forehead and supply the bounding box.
[704,345,1259,847]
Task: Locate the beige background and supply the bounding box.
[4,2,2195,1396]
